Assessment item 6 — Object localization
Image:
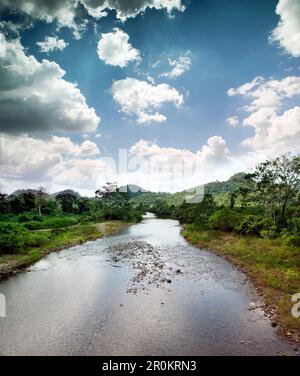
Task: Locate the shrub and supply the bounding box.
[93,211,106,222]
[286,217,300,236]
[260,226,277,239]
[17,214,34,223]
[0,213,14,222]
[280,218,300,245]
[235,215,273,236]
[194,214,210,230]
[42,216,78,228]
[281,234,300,247]
[0,222,28,254]
[23,216,79,230]
[23,221,45,230]
[208,208,241,232]
[124,210,143,223]
[24,232,51,247]
[50,228,64,236]
[32,214,43,221]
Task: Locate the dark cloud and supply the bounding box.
[0,0,185,27]
[0,33,100,134]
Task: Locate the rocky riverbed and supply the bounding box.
[0,215,297,355]
[106,240,183,294]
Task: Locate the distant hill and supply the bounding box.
[205,172,248,194]
[10,174,252,204]
[130,172,254,207]
[10,188,46,197]
[203,173,254,206]
[119,184,148,198]
[10,188,82,198]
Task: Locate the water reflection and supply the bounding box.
[0,214,296,355]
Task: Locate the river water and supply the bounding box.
[0,214,296,355]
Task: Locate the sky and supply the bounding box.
[0,0,300,195]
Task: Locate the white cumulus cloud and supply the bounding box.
[111,78,184,124]
[227,75,300,156]
[97,28,140,67]
[270,0,300,57]
[37,36,69,53]
[0,33,100,134]
[125,136,249,192]
[0,133,108,194]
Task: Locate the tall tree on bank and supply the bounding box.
[251,154,300,226]
[95,182,119,200]
[55,191,79,213]
[35,187,46,216]
[95,183,131,220]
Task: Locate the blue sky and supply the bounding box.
[0,0,300,194]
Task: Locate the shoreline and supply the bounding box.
[1,218,299,348]
[181,225,300,346]
[0,221,130,282]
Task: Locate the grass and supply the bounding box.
[0,220,129,280]
[23,216,79,230]
[182,225,300,343]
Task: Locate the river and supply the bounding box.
[0,213,296,355]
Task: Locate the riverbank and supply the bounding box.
[1,216,295,355]
[0,221,130,281]
[182,225,300,345]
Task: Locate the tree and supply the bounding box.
[237,186,251,208]
[251,154,300,226]
[35,187,47,216]
[95,182,118,199]
[95,183,131,220]
[229,191,238,208]
[42,196,61,215]
[175,193,216,224]
[0,192,9,213]
[23,192,36,211]
[78,197,94,213]
[208,208,241,232]
[9,192,35,213]
[55,191,79,213]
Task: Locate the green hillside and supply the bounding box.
[131,172,254,207]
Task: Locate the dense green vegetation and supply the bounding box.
[0,183,143,256]
[137,154,300,248]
